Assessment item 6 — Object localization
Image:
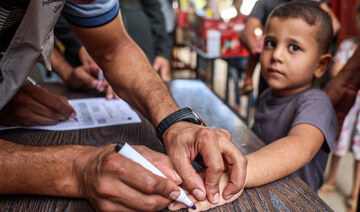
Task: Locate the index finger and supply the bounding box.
[198,131,228,204]
[220,140,247,200]
[25,86,76,118]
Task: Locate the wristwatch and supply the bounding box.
[156,107,205,145]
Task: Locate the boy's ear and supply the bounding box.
[314,54,332,78]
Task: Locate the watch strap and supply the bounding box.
[156,107,204,145]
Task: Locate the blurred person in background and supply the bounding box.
[120,0,172,82]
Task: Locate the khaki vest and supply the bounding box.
[0,0,65,109]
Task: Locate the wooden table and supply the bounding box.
[0,79,332,211]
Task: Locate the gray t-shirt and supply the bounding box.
[252,87,337,191]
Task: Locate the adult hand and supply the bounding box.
[153,56,171,82]
[64,65,120,100]
[325,76,358,137]
[75,144,183,211]
[162,122,247,204]
[168,171,243,211]
[0,85,76,126]
[252,35,264,55]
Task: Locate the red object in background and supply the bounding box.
[193,17,249,57]
[193,18,223,51]
[196,18,223,39]
[220,29,249,57]
[328,0,358,46]
[221,15,249,57]
[178,11,189,28]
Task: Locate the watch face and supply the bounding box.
[189,107,206,126]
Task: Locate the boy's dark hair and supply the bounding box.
[266,1,334,54]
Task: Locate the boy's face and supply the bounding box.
[260,17,323,97]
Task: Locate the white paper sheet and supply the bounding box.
[0,98,141,131]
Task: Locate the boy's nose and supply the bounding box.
[272,46,284,62]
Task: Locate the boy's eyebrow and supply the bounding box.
[264,35,276,40]
[286,37,305,47]
[287,38,301,44]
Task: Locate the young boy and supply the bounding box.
[168,2,337,211]
[248,1,337,191]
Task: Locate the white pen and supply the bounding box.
[115,142,196,210]
[26,76,40,87]
[96,70,104,90]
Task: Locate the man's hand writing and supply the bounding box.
[0,85,76,126]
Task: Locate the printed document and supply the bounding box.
[0,98,141,131]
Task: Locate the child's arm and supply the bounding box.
[244,123,324,188]
[167,124,324,211]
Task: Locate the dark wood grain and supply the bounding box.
[0,80,332,212]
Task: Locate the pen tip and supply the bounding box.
[190,205,196,210]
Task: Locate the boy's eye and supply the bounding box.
[265,40,275,48]
[289,44,300,52]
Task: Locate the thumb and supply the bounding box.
[153,62,161,72]
[75,67,99,89]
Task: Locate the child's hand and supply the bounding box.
[168,170,244,211]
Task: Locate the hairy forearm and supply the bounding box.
[240,30,257,53]
[240,18,262,53]
[101,41,178,125]
[70,13,179,126]
[320,3,340,35]
[0,139,87,197]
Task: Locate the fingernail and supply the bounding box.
[107,94,113,100]
[92,81,99,88]
[169,191,179,200]
[168,202,175,209]
[212,192,220,203]
[192,189,205,200]
[225,194,234,200]
[70,113,77,118]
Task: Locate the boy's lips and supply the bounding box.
[267,67,284,76]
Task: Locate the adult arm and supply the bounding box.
[240,17,263,54]
[319,1,341,35]
[0,140,183,211]
[325,47,360,134]
[69,12,247,203]
[240,0,267,54]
